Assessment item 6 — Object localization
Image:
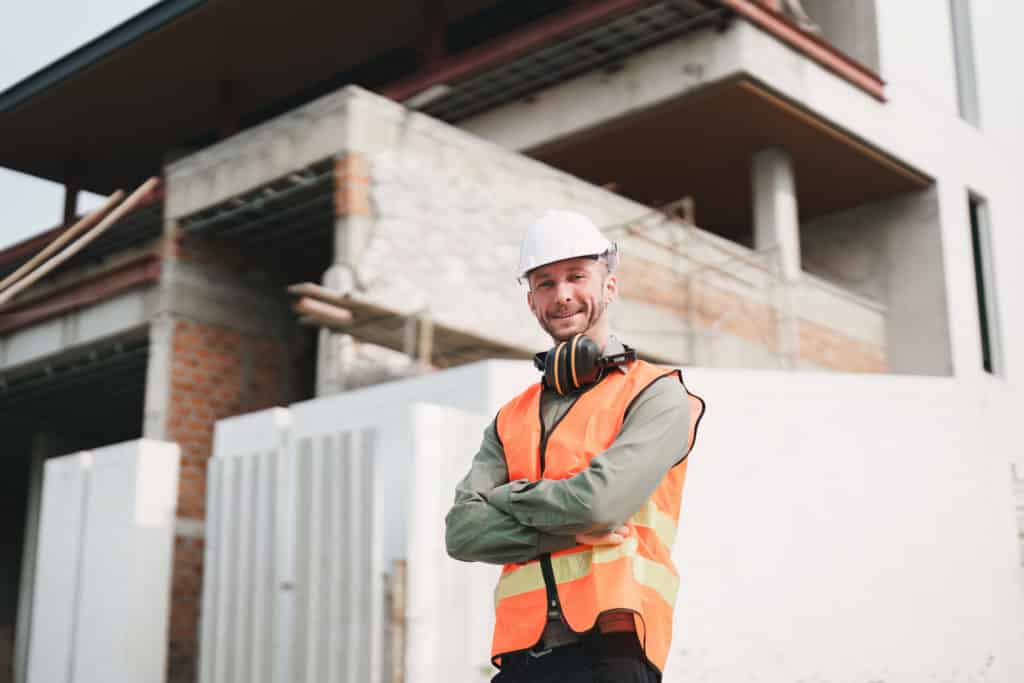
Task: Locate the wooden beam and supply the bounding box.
[0,178,160,309]
[292,296,354,326]
[286,281,352,307]
[0,191,125,295]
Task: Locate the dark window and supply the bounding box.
[968,194,1000,374]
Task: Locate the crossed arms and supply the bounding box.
[444,376,692,565]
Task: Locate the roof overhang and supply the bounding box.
[533,77,930,238]
[0,0,885,197]
[0,0,495,193]
[0,0,206,114]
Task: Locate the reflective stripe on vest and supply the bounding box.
[491,360,705,672]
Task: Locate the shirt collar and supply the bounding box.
[604,335,630,375]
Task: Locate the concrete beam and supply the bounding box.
[164,88,355,220]
[0,288,157,373]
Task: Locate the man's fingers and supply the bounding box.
[577,531,624,546]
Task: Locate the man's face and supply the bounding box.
[526,256,617,342]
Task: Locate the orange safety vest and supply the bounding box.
[492,360,705,672]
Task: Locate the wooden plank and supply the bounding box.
[292,297,354,325]
[285,282,352,307]
[0,178,160,309]
[0,191,125,295]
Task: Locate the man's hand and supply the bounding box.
[575,525,631,547]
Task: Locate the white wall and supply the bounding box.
[673,365,1024,682]
[875,0,960,116]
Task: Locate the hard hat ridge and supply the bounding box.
[518,209,617,282]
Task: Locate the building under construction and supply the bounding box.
[0,1,1022,682]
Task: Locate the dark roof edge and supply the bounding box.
[0,0,207,114]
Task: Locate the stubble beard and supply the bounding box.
[543,289,609,343]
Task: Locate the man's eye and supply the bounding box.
[538,281,553,289]
[570,273,585,281]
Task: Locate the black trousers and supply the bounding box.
[492,632,661,683]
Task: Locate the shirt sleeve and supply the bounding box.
[444,418,578,565]
[486,375,691,536]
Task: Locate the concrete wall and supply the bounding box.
[801,0,880,71]
[802,189,952,375]
[0,287,158,374]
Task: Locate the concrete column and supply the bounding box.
[752,147,801,369]
[316,264,357,396]
[317,152,373,396]
[752,147,801,282]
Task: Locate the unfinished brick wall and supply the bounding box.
[335,152,371,216]
[167,534,204,683]
[164,316,291,682]
[159,228,296,683]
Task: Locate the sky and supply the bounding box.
[0,0,158,251]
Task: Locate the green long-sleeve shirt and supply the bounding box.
[445,338,694,565]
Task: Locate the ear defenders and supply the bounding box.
[533,334,637,395]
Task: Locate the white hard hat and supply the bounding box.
[517,210,618,281]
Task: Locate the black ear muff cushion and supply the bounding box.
[569,334,582,390]
[547,342,565,395]
[556,341,571,395]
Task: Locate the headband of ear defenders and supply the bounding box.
[532,334,638,395]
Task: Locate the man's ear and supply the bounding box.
[527,288,536,314]
[604,274,618,304]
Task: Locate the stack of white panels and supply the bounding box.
[27,439,180,683]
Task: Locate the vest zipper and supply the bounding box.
[534,378,604,629]
[537,425,562,621]
[536,394,576,623]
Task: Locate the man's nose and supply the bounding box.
[554,281,573,301]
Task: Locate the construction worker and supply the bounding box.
[445,210,705,682]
